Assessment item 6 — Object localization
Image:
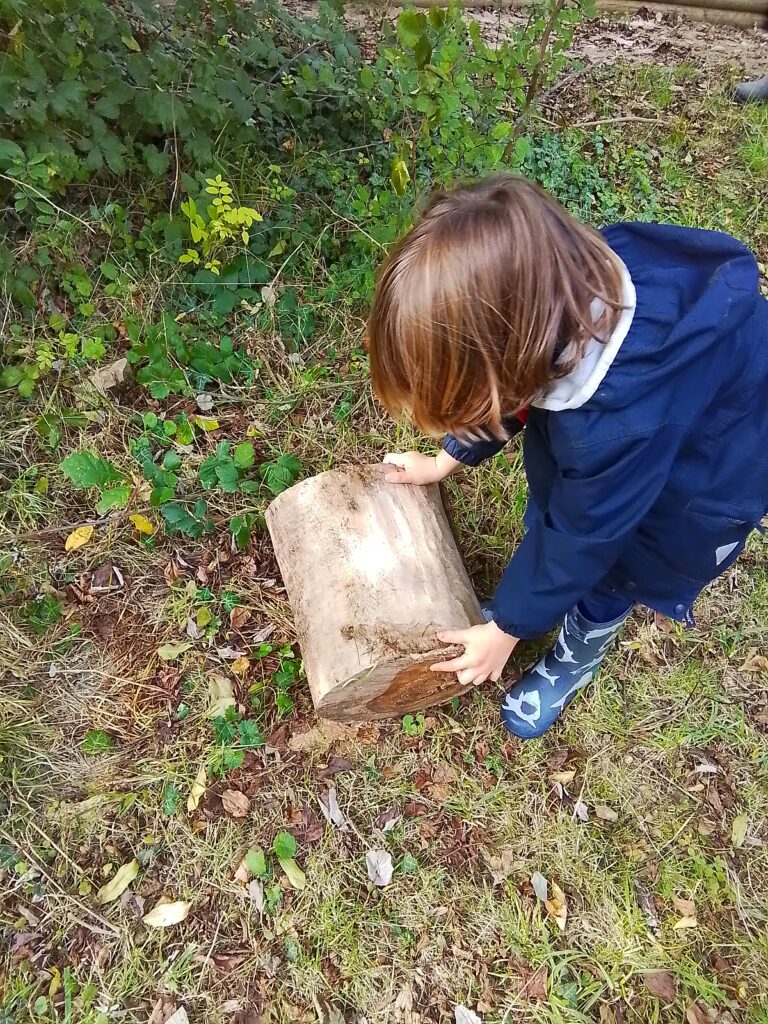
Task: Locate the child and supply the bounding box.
[367,174,768,739]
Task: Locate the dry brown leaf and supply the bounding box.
[686,1002,718,1024]
[208,674,236,718]
[187,765,207,812]
[673,896,696,918]
[595,804,618,822]
[673,916,698,930]
[524,965,548,1002]
[288,720,359,754]
[65,525,95,552]
[549,770,576,786]
[485,848,521,886]
[738,652,768,675]
[233,857,250,885]
[229,606,252,630]
[231,656,250,676]
[366,849,393,887]
[222,790,251,819]
[643,970,677,1003]
[143,900,191,928]
[544,881,568,931]
[91,357,131,393]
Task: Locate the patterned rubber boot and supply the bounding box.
[500,603,631,740]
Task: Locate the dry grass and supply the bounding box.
[2,45,768,1024]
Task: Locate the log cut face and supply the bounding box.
[265,465,483,721]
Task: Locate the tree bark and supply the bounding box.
[266,465,483,721]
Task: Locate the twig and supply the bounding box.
[503,0,568,160]
[0,173,94,231]
[575,115,662,128]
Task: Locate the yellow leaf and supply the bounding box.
[96,859,139,904]
[544,881,568,932]
[731,813,749,848]
[278,857,306,891]
[232,656,250,676]
[194,416,220,432]
[673,916,698,930]
[187,765,207,812]
[142,899,191,928]
[34,475,49,494]
[65,525,94,552]
[208,674,235,718]
[129,513,154,535]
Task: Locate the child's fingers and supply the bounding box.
[430,653,471,674]
[383,452,407,466]
[436,629,468,646]
[385,470,408,483]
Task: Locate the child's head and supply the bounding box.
[368,174,624,437]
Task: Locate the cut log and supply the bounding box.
[266,465,483,721]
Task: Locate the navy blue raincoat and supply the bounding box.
[443,223,768,639]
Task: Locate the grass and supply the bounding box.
[2,35,768,1024]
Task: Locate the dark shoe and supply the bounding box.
[734,76,768,104]
[500,603,631,739]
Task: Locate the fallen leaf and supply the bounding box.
[288,721,358,754]
[673,896,696,918]
[96,859,139,904]
[216,645,245,661]
[129,513,154,535]
[143,900,191,928]
[232,656,250,676]
[373,805,401,832]
[208,674,236,717]
[549,770,576,786]
[222,790,251,819]
[531,871,548,902]
[485,848,520,886]
[65,525,94,552]
[454,1007,482,1024]
[247,879,265,912]
[194,416,220,432]
[738,652,768,675]
[187,765,207,812]
[163,1009,190,1024]
[643,970,677,1003]
[545,881,568,931]
[89,563,124,594]
[595,804,618,822]
[573,798,589,822]
[673,916,698,930]
[148,997,178,1024]
[524,964,548,1002]
[366,849,393,887]
[196,392,214,412]
[91,357,131,394]
[278,857,306,890]
[157,641,193,662]
[731,813,749,848]
[318,788,345,828]
[686,1002,718,1024]
[230,606,252,630]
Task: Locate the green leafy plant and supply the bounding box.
[199,441,258,493]
[180,176,262,275]
[22,595,63,635]
[402,713,426,738]
[60,451,131,515]
[81,729,114,754]
[261,453,301,496]
[210,706,264,776]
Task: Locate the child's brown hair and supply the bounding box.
[368,174,625,438]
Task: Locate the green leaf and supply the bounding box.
[95,485,131,515]
[61,452,123,489]
[100,261,119,280]
[233,442,255,469]
[400,852,418,874]
[237,719,263,749]
[157,641,193,661]
[96,859,139,904]
[397,9,424,49]
[262,453,301,496]
[390,158,410,198]
[272,830,297,860]
[360,66,374,89]
[163,784,181,815]
[278,857,306,890]
[246,847,267,877]
[163,450,183,471]
[81,729,114,754]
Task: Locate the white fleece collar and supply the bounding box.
[532,257,636,411]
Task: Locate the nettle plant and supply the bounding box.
[179,176,263,275]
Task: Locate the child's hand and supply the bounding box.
[431,621,518,687]
[384,449,461,485]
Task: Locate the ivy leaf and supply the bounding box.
[61,452,122,489]
[272,831,297,860]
